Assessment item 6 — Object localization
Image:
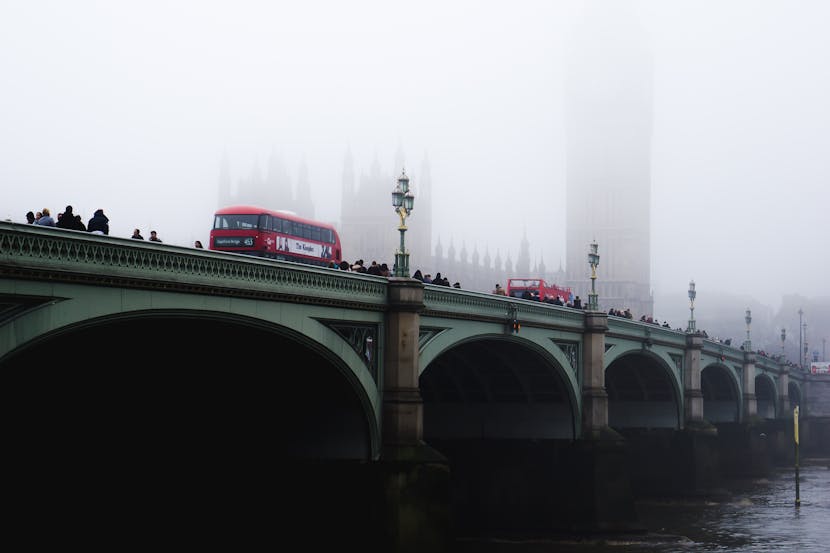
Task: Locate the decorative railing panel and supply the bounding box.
[0,222,387,309]
[423,285,584,332]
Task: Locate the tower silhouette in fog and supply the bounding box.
[564,2,654,318]
[338,142,433,270]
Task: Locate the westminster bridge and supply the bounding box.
[1,221,828,551]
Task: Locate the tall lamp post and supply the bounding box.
[687,280,697,333]
[587,240,600,311]
[781,327,786,361]
[744,308,752,351]
[798,307,804,367]
[391,169,415,278]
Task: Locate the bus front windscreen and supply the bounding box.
[213,214,260,230]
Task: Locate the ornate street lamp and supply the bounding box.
[687,280,697,333]
[781,327,786,361]
[744,308,752,351]
[391,169,415,277]
[587,240,600,311]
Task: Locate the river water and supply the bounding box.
[455,459,829,552]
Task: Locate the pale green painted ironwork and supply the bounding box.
[0,221,816,443]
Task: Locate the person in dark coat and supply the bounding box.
[57,205,83,230]
[87,209,109,235]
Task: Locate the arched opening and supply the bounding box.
[419,337,577,535]
[2,313,375,541]
[788,381,801,410]
[420,338,575,441]
[606,353,679,429]
[701,364,740,422]
[755,375,777,419]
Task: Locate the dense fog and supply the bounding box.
[2,0,828,325]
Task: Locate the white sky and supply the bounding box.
[1,0,828,309]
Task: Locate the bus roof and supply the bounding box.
[214,205,337,230]
[507,278,542,287]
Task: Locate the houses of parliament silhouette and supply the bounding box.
[216,4,654,318]
[216,145,557,299]
[216,137,653,318]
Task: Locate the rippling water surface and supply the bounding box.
[456,460,829,552]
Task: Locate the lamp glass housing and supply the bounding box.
[392,185,403,207]
[588,241,599,266]
[398,173,409,193]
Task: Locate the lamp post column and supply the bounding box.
[798,308,804,368]
[781,328,786,362]
[391,170,415,278]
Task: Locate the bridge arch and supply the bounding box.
[605,350,681,430]
[789,380,802,409]
[419,335,578,442]
[2,308,379,461]
[701,363,741,423]
[755,373,778,419]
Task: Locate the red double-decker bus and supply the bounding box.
[507,278,573,303]
[209,205,342,267]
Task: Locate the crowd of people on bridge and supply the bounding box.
[20,206,209,248]
[327,260,464,288]
[26,206,110,235]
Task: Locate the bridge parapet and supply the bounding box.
[606,317,688,349]
[423,285,584,331]
[0,221,387,308]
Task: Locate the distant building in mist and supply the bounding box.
[563,2,654,317]
[338,143,433,271]
[217,149,314,220]
[216,145,568,293]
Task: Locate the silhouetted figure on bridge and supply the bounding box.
[87,209,109,235]
[57,205,83,230]
[25,211,35,224]
[148,230,162,242]
[131,229,144,239]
